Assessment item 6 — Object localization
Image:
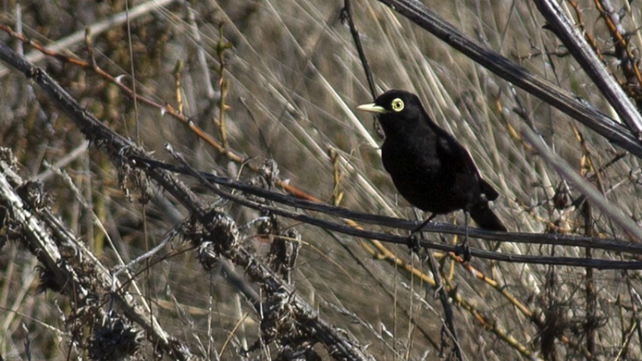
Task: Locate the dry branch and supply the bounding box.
[376,0,642,156]
[0,43,373,361]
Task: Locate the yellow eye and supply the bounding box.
[391,98,404,112]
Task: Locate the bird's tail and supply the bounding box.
[470,202,506,231]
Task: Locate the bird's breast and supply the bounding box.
[381,133,476,214]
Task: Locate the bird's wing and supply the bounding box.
[479,179,500,201]
[435,133,478,176]
[436,132,500,200]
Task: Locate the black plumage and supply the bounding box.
[358,89,506,232]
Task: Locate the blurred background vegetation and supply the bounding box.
[1,0,642,360]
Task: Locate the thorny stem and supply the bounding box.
[174,60,184,115]
[216,24,231,149]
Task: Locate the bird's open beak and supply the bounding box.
[357,103,387,114]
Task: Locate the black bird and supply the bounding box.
[357,90,506,248]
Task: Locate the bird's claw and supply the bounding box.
[406,233,421,254]
[455,243,471,262]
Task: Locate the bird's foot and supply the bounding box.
[455,242,471,262]
[406,233,421,254]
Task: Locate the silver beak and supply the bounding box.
[357,103,387,114]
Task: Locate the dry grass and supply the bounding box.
[1,0,642,360]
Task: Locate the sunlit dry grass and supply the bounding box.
[1,0,642,360]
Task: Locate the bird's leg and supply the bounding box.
[406,213,437,252]
[456,211,472,261]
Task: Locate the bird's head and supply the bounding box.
[357,90,427,136]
